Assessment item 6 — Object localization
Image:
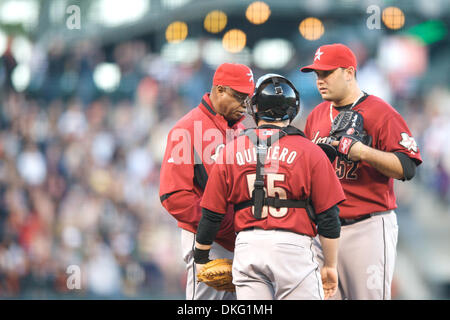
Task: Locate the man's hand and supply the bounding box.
[321,266,338,299]
[329,110,372,162]
[331,140,365,162]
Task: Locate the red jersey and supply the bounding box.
[200,127,346,237]
[304,94,423,219]
[159,93,245,251]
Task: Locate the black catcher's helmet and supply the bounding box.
[249,73,300,122]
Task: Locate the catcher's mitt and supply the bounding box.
[197,259,235,292]
[329,110,372,161]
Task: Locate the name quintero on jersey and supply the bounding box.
[235,146,297,166]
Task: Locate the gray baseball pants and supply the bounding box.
[313,210,398,300]
[232,229,324,300]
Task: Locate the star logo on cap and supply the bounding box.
[314,48,324,61]
[247,71,254,83]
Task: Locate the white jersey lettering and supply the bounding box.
[236,147,297,166]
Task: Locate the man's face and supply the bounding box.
[219,86,250,121]
[314,68,349,102]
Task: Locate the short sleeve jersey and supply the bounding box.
[304,95,423,219]
[200,127,346,236]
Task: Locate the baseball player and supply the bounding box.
[159,63,255,300]
[300,43,423,299]
[193,74,346,300]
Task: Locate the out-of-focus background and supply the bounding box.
[0,0,448,299]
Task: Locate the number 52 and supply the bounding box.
[335,159,359,180]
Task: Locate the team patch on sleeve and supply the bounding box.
[399,132,418,154]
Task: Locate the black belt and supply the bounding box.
[339,212,388,226]
[239,226,271,233]
[234,198,308,212]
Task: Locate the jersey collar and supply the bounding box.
[332,92,369,111]
[200,94,217,116]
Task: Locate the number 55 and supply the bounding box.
[246,173,288,218]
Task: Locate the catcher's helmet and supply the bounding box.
[249,73,300,122]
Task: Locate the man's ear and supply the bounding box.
[346,67,356,81]
[211,85,223,99]
[216,85,225,94]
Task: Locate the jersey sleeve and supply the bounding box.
[376,113,422,165]
[309,150,346,214]
[200,151,229,214]
[304,114,313,140]
[159,127,203,226]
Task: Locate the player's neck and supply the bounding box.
[332,85,363,108]
[257,119,289,127]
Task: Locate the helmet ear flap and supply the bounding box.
[248,94,257,119]
[251,93,257,109]
[286,106,296,121]
[249,81,263,122]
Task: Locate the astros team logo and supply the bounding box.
[399,132,418,154]
[247,71,254,83]
[211,143,225,162]
[314,48,324,61]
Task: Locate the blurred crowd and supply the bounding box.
[0,39,196,298]
[0,34,448,298]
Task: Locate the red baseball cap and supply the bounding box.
[213,63,255,96]
[300,43,357,73]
